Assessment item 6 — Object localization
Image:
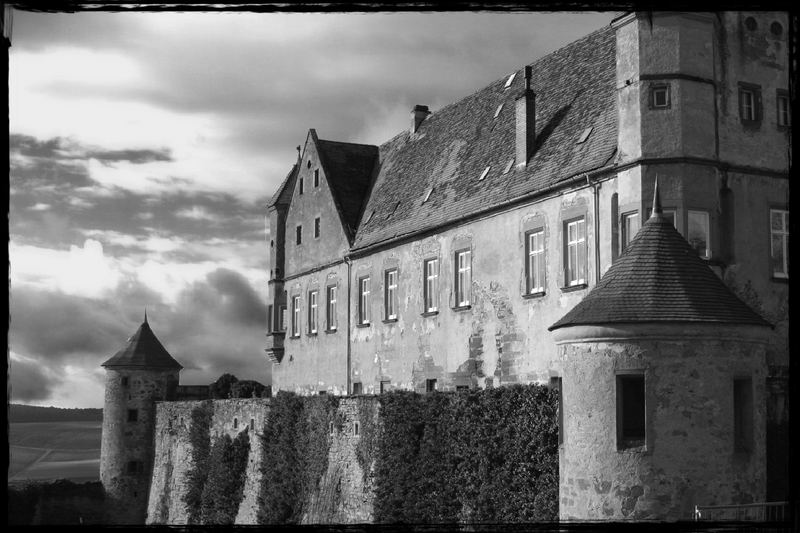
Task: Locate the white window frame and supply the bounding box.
[385,269,398,320]
[687,210,711,259]
[359,277,371,325]
[424,258,439,312]
[777,93,790,127]
[308,290,318,334]
[455,249,472,307]
[565,218,587,286]
[327,285,338,331]
[278,305,287,332]
[621,211,641,252]
[526,229,545,294]
[291,296,301,337]
[770,209,789,278]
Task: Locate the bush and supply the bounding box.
[183,401,213,524]
[209,374,239,399]
[8,480,105,525]
[200,429,251,524]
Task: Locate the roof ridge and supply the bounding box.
[317,138,379,149]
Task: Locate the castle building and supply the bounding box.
[100,314,182,524]
[265,10,789,504]
[550,184,772,519]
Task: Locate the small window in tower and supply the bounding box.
[650,85,670,109]
[128,409,138,423]
[617,374,646,450]
[233,418,238,429]
[734,377,753,452]
[353,420,361,436]
[738,83,762,123]
[426,379,437,393]
[744,16,757,31]
[121,376,129,387]
[504,72,516,89]
[380,380,390,394]
[314,169,320,187]
[299,177,304,195]
[352,382,362,395]
[250,418,255,430]
[687,210,711,259]
[770,21,783,36]
[478,166,490,181]
[314,217,321,239]
[296,225,302,245]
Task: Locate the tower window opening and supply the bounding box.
[233,418,238,429]
[734,377,753,452]
[617,374,645,449]
[127,409,139,423]
[121,376,129,387]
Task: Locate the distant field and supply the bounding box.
[9,422,102,482]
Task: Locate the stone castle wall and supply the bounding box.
[146,397,375,525]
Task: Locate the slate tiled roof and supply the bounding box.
[102,319,183,369]
[351,25,617,250]
[548,212,772,331]
[316,139,378,241]
[268,163,299,208]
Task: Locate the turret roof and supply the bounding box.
[102,315,183,369]
[549,185,772,331]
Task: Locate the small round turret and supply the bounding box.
[99,312,182,524]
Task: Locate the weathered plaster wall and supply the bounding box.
[101,368,178,524]
[558,330,768,520]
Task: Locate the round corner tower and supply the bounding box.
[549,183,772,521]
[100,313,182,524]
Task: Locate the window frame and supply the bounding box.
[621,210,641,253]
[291,295,301,337]
[299,176,304,195]
[550,377,563,446]
[127,409,139,423]
[326,285,338,331]
[314,217,321,239]
[733,376,754,453]
[616,372,646,451]
[296,225,302,246]
[525,228,546,295]
[313,168,320,187]
[384,268,398,321]
[770,208,789,279]
[454,249,472,308]
[738,82,762,125]
[426,379,437,393]
[352,382,362,395]
[687,209,711,259]
[276,305,287,333]
[776,89,790,128]
[564,217,587,287]
[423,258,439,313]
[308,290,318,334]
[649,83,671,109]
[358,276,371,325]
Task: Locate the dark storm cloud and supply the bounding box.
[10,133,172,165]
[86,147,172,164]
[206,269,268,327]
[8,358,58,403]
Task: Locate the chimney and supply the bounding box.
[515,65,536,167]
[411,105,430,134]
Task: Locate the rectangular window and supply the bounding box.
[663,209,677,228]
[621,211,641,252]
[314,168,320,187]
[687,210,711,259]
[308,291,318,334]
[292,296,300,337]
[739,83,761,123]
[424,258,439,312]
[770,209,789,278]
[777,91,790,127]
[380,380,390,394]
[426,379,437,393]
[359,277,371,325]
[550,377,563,445]
[526,230,545,294]
[385,269,398,320]
[121,376,129,387]
[314,217,320,239]
[352,382,362,395]
[617,374,645,449]
[296,225,302,245]
[565,218,587,286]
[126,460,143,475]
[128,409,138,423]
[326,286,338,331]
[650,84,670,108]
[278,305,287,332]
[734,377,753,452]
[299,177,304,195]
[267,304,274,333]
[455,249,472,306]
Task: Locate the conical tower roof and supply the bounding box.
[102,313,183,369]
[549,183,771,331]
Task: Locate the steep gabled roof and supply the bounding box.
[315,138,378,241]
[268,162,299,208]
[352,25,617,250]
[102,317,183,369]
[549,206,772,331]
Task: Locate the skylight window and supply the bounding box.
[422,187,434,204]
[577,127,593,144]
[387,201,401,218]
[365,210,375,224]
[479,166,491,181]
[504,72,516,89]
[503,159,514,174]
[494,103,504,119]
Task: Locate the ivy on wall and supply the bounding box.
[200,429,251,524]
[183,401,213,524]
[257,392,339,525]
[372,384,558,523]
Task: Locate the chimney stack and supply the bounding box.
[515,65,536,167]
[411,104,430,134]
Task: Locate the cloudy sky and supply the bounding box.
[8,8,616,408]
